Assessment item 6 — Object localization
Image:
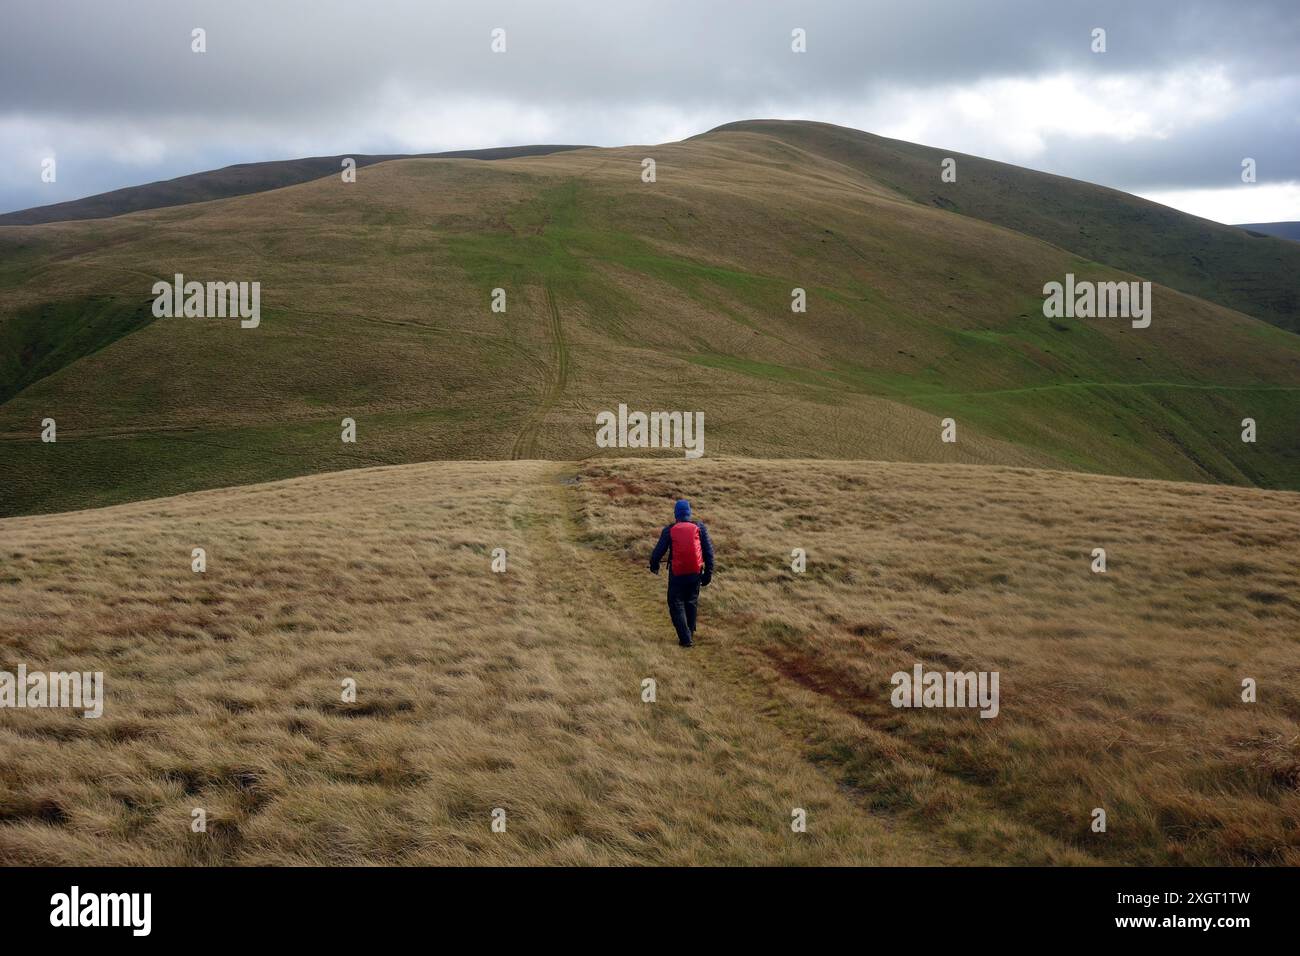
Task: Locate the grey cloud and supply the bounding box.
[1029,85,1300,192]
[1,0,1297,215]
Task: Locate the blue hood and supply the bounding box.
[674,499,691,521]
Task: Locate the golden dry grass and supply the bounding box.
[1,456,1297,865]
[578,458,1300,864]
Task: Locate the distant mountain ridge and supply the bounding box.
[0,145,591,226]
[1236,221,1300,241]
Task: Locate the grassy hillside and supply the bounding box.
[710,121,1300,334]
[1,123,1298,517]
[1,458,1296,865]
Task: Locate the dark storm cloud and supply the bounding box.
[1,0,1297,216]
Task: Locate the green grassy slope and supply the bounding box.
[0,295,156,404]
[711,120,1300,333]
[1,124,1297,516]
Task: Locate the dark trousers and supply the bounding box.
[666,573,701,645]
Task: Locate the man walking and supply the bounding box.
[649,499,714,648]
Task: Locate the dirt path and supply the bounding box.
[510,285,570,460]
[517,462,957,864]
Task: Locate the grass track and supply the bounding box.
[510,285,571,460]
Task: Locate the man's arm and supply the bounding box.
[699,524,714,578]
[649,526,671,573]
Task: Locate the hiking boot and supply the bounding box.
[679,640,695,648]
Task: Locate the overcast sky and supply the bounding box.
[2,0,1298,222]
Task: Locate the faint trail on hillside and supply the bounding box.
[542,463,960,864]
[548,463,1084,864]
[510,284,570,460]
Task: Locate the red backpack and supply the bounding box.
[669,521,704,575]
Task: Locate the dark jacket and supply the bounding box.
[650,521,714,579]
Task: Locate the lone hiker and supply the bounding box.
[649,499,714,648]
